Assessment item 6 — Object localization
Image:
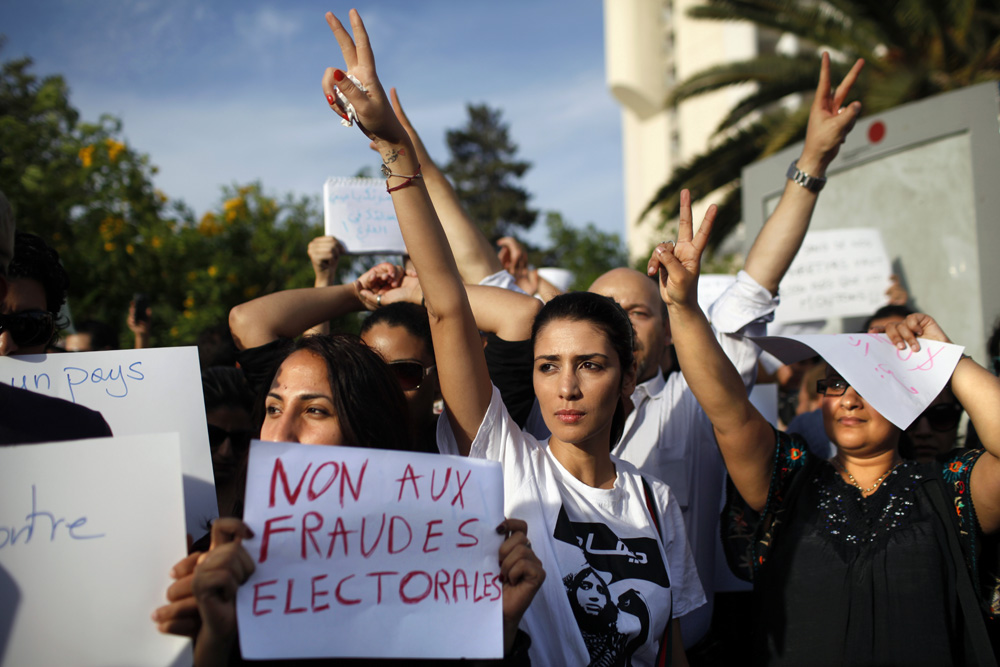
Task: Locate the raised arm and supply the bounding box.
[883,314,1000,534]
[387,88,504,285]
[304,235,346,336]
[228,262,401,351]
[743,53,864,295]
[322,10,492,455]
[651,190,775,510]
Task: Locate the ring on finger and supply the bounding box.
[376,294,382,308]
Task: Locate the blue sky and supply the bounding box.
[1,1,625,247]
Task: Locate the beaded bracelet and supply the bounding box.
[382,163,423,193]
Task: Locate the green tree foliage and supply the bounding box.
[538,212,628,291]
[0,55,324,347]
[443,104,537,240]
[644,0,1000,248]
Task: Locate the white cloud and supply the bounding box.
[234,7,303,44]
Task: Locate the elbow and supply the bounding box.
[228,304,250,351]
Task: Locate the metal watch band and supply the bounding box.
[786,160,827,193]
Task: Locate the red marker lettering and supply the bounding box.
[430,468,451,502]
[259,515,294,563]
[433,568,451,602]
[252,579,278,616]
[399,570,432,604]
[452,568,470,601]
[269,458,310,508]
[284,578,307,614]
[335,574,361,606]
[388,516,412,554]
[302,511,323,559]
[360,513,386,558]
[456,518,479,548]
[311,574,330,612]
[326,516,357,558]
[340,459,368,507]
[422,519,443,553]
[307,461,339,501]
[395,464,423,501]
[367,571,398,604]
[451,470,470,508]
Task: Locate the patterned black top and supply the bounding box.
[722,429,1000,666]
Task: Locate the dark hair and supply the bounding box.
[72,319,119,351]
[531,291,636,449]
[197,322,239,369]
[359,302,434,361]
[202,365,254,413]
[254,334,414,451]
[564,567,618,630]
[988,316,1000,375]
[8,232,70,319]
[861,304,916,333]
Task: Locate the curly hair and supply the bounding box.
[8,232,70,317]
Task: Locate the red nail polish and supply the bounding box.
[326,94,334,106]
[333,69,345,82]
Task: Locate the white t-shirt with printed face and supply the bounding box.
[438,387,704,667]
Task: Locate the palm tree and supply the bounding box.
[643,0,1000,249]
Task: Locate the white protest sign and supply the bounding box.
[236,441,505,660]
[323,177,406,254]
[0,347,217,538]
[772,228,892,324]
[0,434,191,667]
[749,333,964,429]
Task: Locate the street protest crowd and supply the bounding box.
[3,8,1000,667]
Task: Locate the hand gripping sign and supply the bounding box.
[236,441,505,660]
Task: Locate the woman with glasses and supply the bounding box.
[653,209,1000,664]
[319,11,704,665]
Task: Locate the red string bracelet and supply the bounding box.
[384,163,423,193]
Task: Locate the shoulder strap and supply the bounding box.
[640,476,671,667]
[923,469,997,666]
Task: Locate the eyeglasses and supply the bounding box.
[816,376,850,397]
[207,424,253,452]
[0,310,55,348]
[907,404,963,433]
[388,360,436,391]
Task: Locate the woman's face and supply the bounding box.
[576,572,609,615]
[821,368,898,455]
[260,350,345,446]
[533,318,633,452]
[361,322,437,428]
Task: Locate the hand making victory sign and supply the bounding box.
[646,188,715,311]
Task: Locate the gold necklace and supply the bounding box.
[830,457,902,495]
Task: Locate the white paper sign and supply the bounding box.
[773,228,892,324]
[0,347,218,538]
[749,333,964,429]
[236,441,505,660]
[323,177,406,254]
[0,435,192,666]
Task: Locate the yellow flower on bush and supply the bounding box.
[207,265,218,277]
[223,197,245,223]
[125,244,135,255]
[184,295,195,309]
[104,241,115,252]
[198,212,222,236]
[151,236,163,249]
[154,189,168,204]
[99,216,125,241]
[104,138,125,162]
[79,145,95,168]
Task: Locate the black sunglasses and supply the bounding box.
[816,376,850,397]
[0,310,55,348]
[389,360,436,391]
[908,404,963,433]
[207,424,253,452]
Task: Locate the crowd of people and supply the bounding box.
[3,8,1000,666]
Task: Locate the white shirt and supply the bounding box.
[438,387,704,667]
[526,270,776,646]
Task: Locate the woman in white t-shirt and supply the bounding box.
[321,10,704,666]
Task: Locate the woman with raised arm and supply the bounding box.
[651,192,1000,665]
[322,10,703,666]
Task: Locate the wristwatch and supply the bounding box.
[786,160,827,193]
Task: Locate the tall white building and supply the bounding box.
[603,0,777,261]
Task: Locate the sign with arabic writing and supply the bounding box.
[323,177,406,254]
[748,333,964,430]
[236,441,505,660]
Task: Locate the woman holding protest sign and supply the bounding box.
[651,192,1000,664]
[318,9,702,666]
[154,333,545,665]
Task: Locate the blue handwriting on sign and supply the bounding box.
[62,361,145,403]
[0,485,105,549]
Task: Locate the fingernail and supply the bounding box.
[897,342,906,350]
[151,609,160,622]
[333,69,345,82]
[326,94,335,106]
[496,522,506,534]
[246,527,255,538]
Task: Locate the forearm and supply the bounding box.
[193,629,234,667]
[228,284,362,350]
[465,285,541,341]
[952,357,1000,455]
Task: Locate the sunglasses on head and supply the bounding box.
[207,424,253,452]
[389,360,436,391]
[908,403,963,433]
[0,310,55,348]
